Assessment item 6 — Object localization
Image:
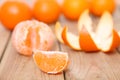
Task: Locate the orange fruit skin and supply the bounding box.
[0,1,32,30]
[104,30,120,52]
[61,26,81,50]
[91,0,115,16]
[33,0,61,24]
[33,50,68,74]
[61,26,70,46]
[62,0,88,20]
[12,20,55,56]
[79,27,99,52]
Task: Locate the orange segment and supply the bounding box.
[62,26,81,50]
[33,50,69,74]
[55,22,64,43]
[12,20,55,56]
[79,26,99,52]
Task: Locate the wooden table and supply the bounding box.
[1,1,120,80]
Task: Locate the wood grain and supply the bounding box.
[0,23,11,60]
[59,9,120,80]
[0,0,120,80]
[0,25,65,80]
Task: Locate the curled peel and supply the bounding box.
[78,10,120,52]
[55,22,64,43]
[78,10,99,52]
[62,26,81,50]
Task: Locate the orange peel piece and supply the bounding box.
[78,9,99,52]
[55,22,64,43]
[62,26,81,50]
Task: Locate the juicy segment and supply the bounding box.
[25,27,40,51]
[33,50,68,74]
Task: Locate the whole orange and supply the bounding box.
[62,0,88,20]
[0,1,32,30]
[91,0,115,16]
[33,0,61,24]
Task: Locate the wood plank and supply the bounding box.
[0,25,65,80]
[0,23,11,60]
[59,7,120,80]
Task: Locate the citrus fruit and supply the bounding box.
[0,1,32,30]
[33,50,69,74]
[33,0,61,23]
[12,20,55,56]
[91,0,115,16]
[62,0,88,20]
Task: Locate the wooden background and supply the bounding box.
[0,0,120,80]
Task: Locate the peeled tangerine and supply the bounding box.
[78,10,120,52]
[33,50,69,74]
[12,20,55,56]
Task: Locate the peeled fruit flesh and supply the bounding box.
[12,20,55,56]
[33,50,69,74]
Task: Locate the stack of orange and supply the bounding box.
[55,10,120,52]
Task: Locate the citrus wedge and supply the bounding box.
[33,50,69,74]
[62,26,81,50]
[55,22,64,43]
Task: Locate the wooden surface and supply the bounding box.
[1,0,120,80]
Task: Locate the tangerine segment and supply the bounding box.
[33,50,69,74]
[79,26,99,52]
[62,26,81,50]
[55,22,64,43]
[12,20,55,56]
